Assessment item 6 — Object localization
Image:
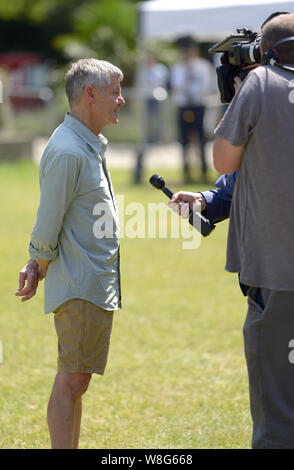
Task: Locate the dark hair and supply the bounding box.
[174,36,198,49]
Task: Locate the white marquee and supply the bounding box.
[138,0,294,40]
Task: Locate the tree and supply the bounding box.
[55,0,141,83]
[0,0,143,83]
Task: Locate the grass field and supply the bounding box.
[0,159,251,449]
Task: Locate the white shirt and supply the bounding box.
[170,57,214,106]
[141,62,169,99]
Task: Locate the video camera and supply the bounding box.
[209,28,261,103]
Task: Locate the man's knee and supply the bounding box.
[56,372,92,402]
[68,373,92,401]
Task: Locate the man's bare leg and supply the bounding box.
[72,396,82,449]
[47,372,91,449]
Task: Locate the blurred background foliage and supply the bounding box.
[0,0,151,140]
[0,0,142,85]
[0,0,217,146]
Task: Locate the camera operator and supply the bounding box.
[212,13,294,449]
[169,11,294,449]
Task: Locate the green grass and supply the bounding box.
[0,160,251,449]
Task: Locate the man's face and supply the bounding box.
[93,77,125,128]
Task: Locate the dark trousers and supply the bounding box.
[177,105,207,179]
[244,287,294,448]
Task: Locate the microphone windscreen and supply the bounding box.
[149,174,165,190]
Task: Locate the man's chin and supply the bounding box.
[110,114,119,125]
[104,119,119,128]
[113,114,119,124]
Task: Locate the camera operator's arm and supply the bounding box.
[213,136,245,174]
[213,69,261,173]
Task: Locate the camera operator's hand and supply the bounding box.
[168,192,206,219]
[234,77,243,93]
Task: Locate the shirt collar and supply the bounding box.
[63,112,108,156]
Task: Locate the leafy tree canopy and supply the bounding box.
[0,0,143,82]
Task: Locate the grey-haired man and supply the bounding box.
[15,59,125,448]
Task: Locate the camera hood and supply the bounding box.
[209,29,258,54]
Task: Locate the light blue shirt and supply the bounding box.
[29,113,121,314]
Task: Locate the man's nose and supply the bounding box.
[118,94,125,106]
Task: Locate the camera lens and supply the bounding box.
[240,43,261,64]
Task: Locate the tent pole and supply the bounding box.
[133,6,148,184]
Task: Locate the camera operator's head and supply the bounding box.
[260,13,294,64]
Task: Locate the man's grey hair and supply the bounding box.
[65,58,123,106]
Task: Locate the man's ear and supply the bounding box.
[84,85,95,103]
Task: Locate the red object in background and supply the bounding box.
[0,52,40,68]
[0,52,46,110]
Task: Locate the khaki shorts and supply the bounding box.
[53,298,114,375]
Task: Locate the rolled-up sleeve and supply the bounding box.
[29,154,79,260]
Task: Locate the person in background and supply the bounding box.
[170,36,214,183]
[140,52,169,144]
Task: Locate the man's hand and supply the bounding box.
[168,192,206,219]
[15,259,45,302]
[234,76,243,93]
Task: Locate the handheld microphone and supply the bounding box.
[149,174,215,237]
